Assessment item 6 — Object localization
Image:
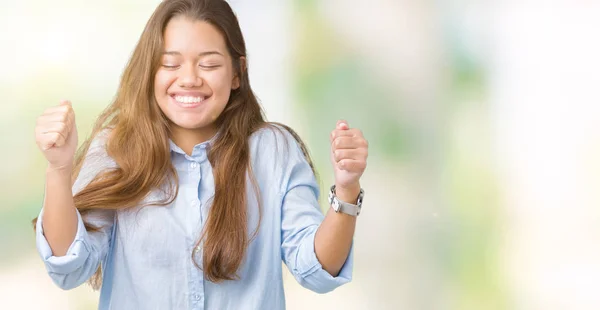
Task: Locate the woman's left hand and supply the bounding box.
[330,120,368,193]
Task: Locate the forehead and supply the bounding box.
[162,16,228,55]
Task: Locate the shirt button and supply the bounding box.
[190,162,198,169]
[193,293,201,301]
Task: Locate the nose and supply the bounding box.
[178,65,203,88]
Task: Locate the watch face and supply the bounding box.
[332,199,340,212]
[328,187,338,210]
[356,190,364,207]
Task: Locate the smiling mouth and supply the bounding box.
[173,95,207,104]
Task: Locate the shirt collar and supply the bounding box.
[168,130,221,159]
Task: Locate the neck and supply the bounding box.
[170,124,217,155]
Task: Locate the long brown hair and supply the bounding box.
[34,0,316,290]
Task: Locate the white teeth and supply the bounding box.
[174,96,205,104]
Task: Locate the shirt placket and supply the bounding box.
[188,159,206,309]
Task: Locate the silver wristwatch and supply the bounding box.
[328,185,364,216]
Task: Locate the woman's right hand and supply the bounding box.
[35,100,78,171]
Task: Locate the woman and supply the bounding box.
[34,0,368,309]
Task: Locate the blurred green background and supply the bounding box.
[2,0,600,309]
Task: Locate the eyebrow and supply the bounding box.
[162,51,223,57]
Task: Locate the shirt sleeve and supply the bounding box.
[276,127,354,294]
[35,131,116,290]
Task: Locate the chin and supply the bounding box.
[171,119,210,130]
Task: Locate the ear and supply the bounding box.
[231,56,246,90]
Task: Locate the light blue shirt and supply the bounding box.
[35,126,353,310]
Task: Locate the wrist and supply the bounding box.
[334,182,361,204]
[46,164,73,178]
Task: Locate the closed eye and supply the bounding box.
[162,64,180,69]
[200,65,221,69]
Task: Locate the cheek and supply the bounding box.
[205,70,233,94]
[154,71,175,95]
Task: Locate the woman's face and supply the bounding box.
[154,16,239,141]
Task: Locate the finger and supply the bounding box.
[37,112,72,128]
[40,128,68,148]
[331,136,356,150]
[40,132,66,150]
[337,159,367,172]
[336,119,349,130]
[331,128,364,141]
[331,136,368,150]
[38,121,70,137]
[42,104,72,116]
[36,120,72,140]
[330,129,355,143]
[333,148,368,162]
[59,99,72,106]
[67,109,75,132]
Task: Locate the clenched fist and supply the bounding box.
[35,100,78,171]
[330,120,368,190]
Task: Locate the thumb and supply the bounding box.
[59,99,72,106]
[337,119,349,130]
